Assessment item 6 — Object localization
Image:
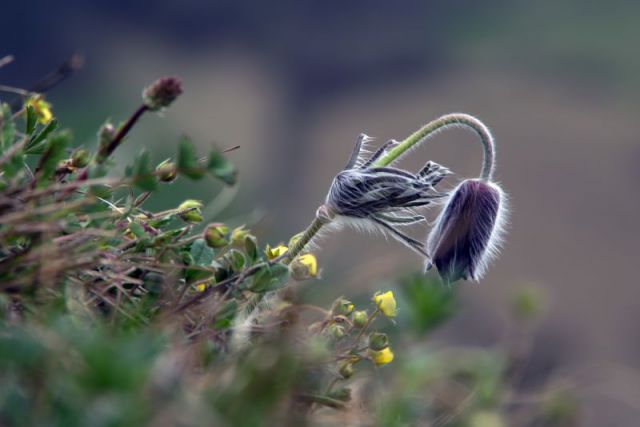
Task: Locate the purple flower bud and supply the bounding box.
[426,179,507,282]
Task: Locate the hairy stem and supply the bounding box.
[285,113,495,261]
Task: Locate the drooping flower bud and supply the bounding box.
[426,179,506,282]
[143,76,183,111]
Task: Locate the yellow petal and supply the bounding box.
[369,347,394,366]
[374,291,397,317]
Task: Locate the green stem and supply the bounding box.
[285,113,495,261]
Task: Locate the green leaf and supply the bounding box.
[25,119,58,154]
[36,131,69,184]
[127,222,147,239]
[399,272,457,335]
[224,249,246,273]
[130,149,158,191]
[177,136,205,179]
[244,235,259,264]
[190,239,214,267]
[207,148,236,185]
[25,106,37,136]
[214,299,238,329]
[247,263,289,293]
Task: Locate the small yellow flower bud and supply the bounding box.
[352,310,368,328]
[25,95,53,124]
[374,290,397,317]
[368,332,389,351]
[368,346,394,367]
[178,200,203,223]
[338,361,355,379]
[289,253,318,280]
[230,225,250,246]
[265,244,288,261]
[194,282,207,292]
[156,159,177,183]
[331,298,354,316]
[204,223,229,248]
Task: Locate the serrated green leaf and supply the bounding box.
[177,136,205,179]
[247,263,289,293]
[207,148,236,185]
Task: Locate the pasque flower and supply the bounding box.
[423,115,508,283]
[322,134,451,257]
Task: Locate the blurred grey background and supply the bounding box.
[2,1,639,424]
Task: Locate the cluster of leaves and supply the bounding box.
[0,76,577,427]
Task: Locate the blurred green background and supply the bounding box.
[2,1,639,424]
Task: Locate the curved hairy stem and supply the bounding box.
[373,113,495,181]
[285,113,495,262]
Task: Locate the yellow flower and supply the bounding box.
[265,244,288,260]
[289,253,318,280]
[194,283,207,292]
[374,291,397,317]
[369,346,394,366]
[25,95,53,124]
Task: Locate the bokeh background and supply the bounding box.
[2,1,639,424]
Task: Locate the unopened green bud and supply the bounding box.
[352,310,368,328]
[331,298,354,316]
[70,148,90,168]
[156,159,177,182]
[97,122,115,157]
[368,332,389,351]
[178,200,203,223]
[326,324,345,340]
[338,361,355,379]
[204,223,229,248]
[143,76,183,111]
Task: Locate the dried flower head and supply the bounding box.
[426,179,507,282]
[143,76,183,111]
[323,134,451,257]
